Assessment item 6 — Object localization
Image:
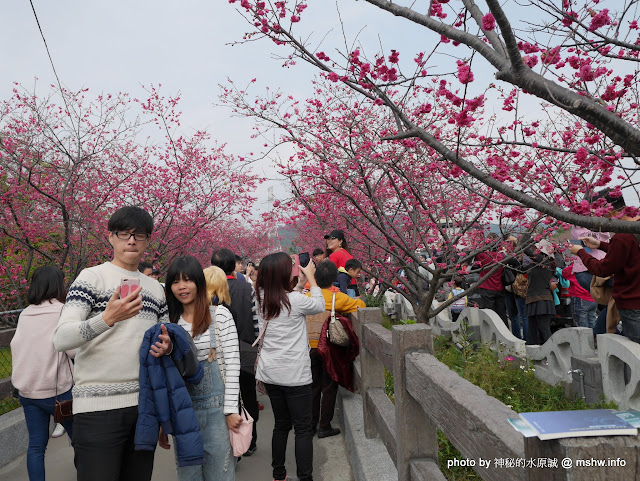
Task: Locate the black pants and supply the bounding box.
[239,369,259,450]
[310,348,338,431]
[528,314,552,345]
[477,288,507,324]
[265,383,313,481]
[73,406,154,481]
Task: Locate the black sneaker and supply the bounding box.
[243,446,257,457]
[317,427,341,438]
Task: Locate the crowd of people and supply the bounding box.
[443,189,640,348]
[11,187,640,481]
[10,206,366,481]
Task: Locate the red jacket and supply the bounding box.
[476,251,504,292]
[329,249,356,286]
[317,314,359,392]
[577,233,640,310]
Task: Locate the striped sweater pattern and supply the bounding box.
[54,262,168,414]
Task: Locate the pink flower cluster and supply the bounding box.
[589,9,611,32]
[430,0,448,19]
[456,61,474,84]
[481,13,496,31]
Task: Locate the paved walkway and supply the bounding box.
[0,392,353,481]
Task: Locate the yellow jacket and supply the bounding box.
[306,288,365,347]
[316,288,366,313]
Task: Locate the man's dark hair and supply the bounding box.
[107,206,154,234]
[453,276,464,288]
[27,266,66,305]
[138,262,153,273]
[315,260,338,288]
[312,248,324,257]
[345,259,362,271]
[235,254,243,262]
[211,248,237,275]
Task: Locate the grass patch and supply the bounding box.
[432,336,616,413]
[0,347,12,379]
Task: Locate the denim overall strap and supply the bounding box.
[177,310,234,481]
[186,316,224,402]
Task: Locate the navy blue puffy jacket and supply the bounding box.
[135,323,204,467]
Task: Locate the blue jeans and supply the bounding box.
[594,306,608,335]
[19,390,73,481]
[506,292,528,342]
[619,309,640,344]
[574,271,594,293]
[571,297,597,329]
[504,291,519,338]
[515,297,529,344]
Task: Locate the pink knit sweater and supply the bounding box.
[11,300,75,399]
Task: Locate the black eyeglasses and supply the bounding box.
[113,231,149,242]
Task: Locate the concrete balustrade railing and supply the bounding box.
[350,307,640,480]
[382,292,640,410]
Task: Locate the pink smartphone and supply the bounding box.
[291,255,300,277]
[120,278,140,298]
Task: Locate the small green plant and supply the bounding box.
[397,318,416,325]
[384,369,394,403]
[362,293,384,307]
[454,320,477,363]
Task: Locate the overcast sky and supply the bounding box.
[3,1,544,211]
[1,1,429,208]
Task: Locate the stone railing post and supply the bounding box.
[357,308,385,438]
[393,324,438,481]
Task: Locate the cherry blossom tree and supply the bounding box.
[228,0,640,233]
[222,77,552,321]
[0,84,262,309]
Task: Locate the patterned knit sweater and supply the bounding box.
[53,262,168,414]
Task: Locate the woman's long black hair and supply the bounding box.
[255,252,293,320]
[165,256,211,336]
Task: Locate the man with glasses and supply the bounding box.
[54,206,171,481]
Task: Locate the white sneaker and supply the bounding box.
[51,423,65,438]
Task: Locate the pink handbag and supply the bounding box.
[212,307,255,456]
[230,402,254,456]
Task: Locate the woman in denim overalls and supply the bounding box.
[162,257,242,481]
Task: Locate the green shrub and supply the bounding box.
[362,294,384,307]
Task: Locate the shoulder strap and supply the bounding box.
[211,306,224,379]
[54,352,73,401]
[331,292,336,321]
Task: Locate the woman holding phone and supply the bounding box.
[160,256,242,481]
[255,252,325,481]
